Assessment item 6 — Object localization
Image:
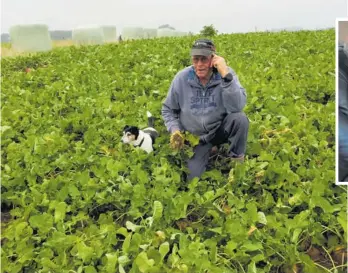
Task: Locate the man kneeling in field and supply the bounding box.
[161,39,249,181]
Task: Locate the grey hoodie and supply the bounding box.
[161,65,247,143]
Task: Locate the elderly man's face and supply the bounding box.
[339,21,348,44]
[192,55,213,80]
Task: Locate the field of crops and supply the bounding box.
[1,29,347,273]
[1,40,76,57]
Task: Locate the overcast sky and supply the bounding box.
[1,0,347,34]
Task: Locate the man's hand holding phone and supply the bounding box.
[211,54,229,78]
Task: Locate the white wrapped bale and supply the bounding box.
[72,26,105,46]
[175,31,188,37]
[102,25,117,42]
[143,28,157,39]
[122,27,144,40]
[9,24,52,53]
[157,28,176,38]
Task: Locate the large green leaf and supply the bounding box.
[28,213,53,234]
[135,252,155,272]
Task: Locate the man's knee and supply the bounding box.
[187,144,212,180]
[223,112,249,131]
[187,157,207,180]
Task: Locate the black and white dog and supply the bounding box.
[121,111,159,153]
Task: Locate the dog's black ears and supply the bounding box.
[128,126,139,134]
[123,125,139,135]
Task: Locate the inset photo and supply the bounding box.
[337,18,348,184]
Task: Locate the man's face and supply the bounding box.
[192,55,213,79]
[339,21,348,44]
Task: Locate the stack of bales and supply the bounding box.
[143,28,157,39]
[72,25,105,46]
[174,31,188,37]
[157,28,176,38]
[122,27,144,40]
[9,24,52,52]
[101,25,117,43]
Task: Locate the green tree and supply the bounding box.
[200,24,218,37]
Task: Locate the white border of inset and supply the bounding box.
[336,18,348,185]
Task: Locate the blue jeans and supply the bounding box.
[186,112,249,181]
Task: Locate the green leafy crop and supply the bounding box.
[1,30,346,273]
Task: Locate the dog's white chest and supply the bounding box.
[130,130,153,153]
[138,133,153,153]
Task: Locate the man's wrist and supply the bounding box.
[222,71,233,82]
[220,69,229,78]
[220,66,231,78]
[171,127,180,134]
